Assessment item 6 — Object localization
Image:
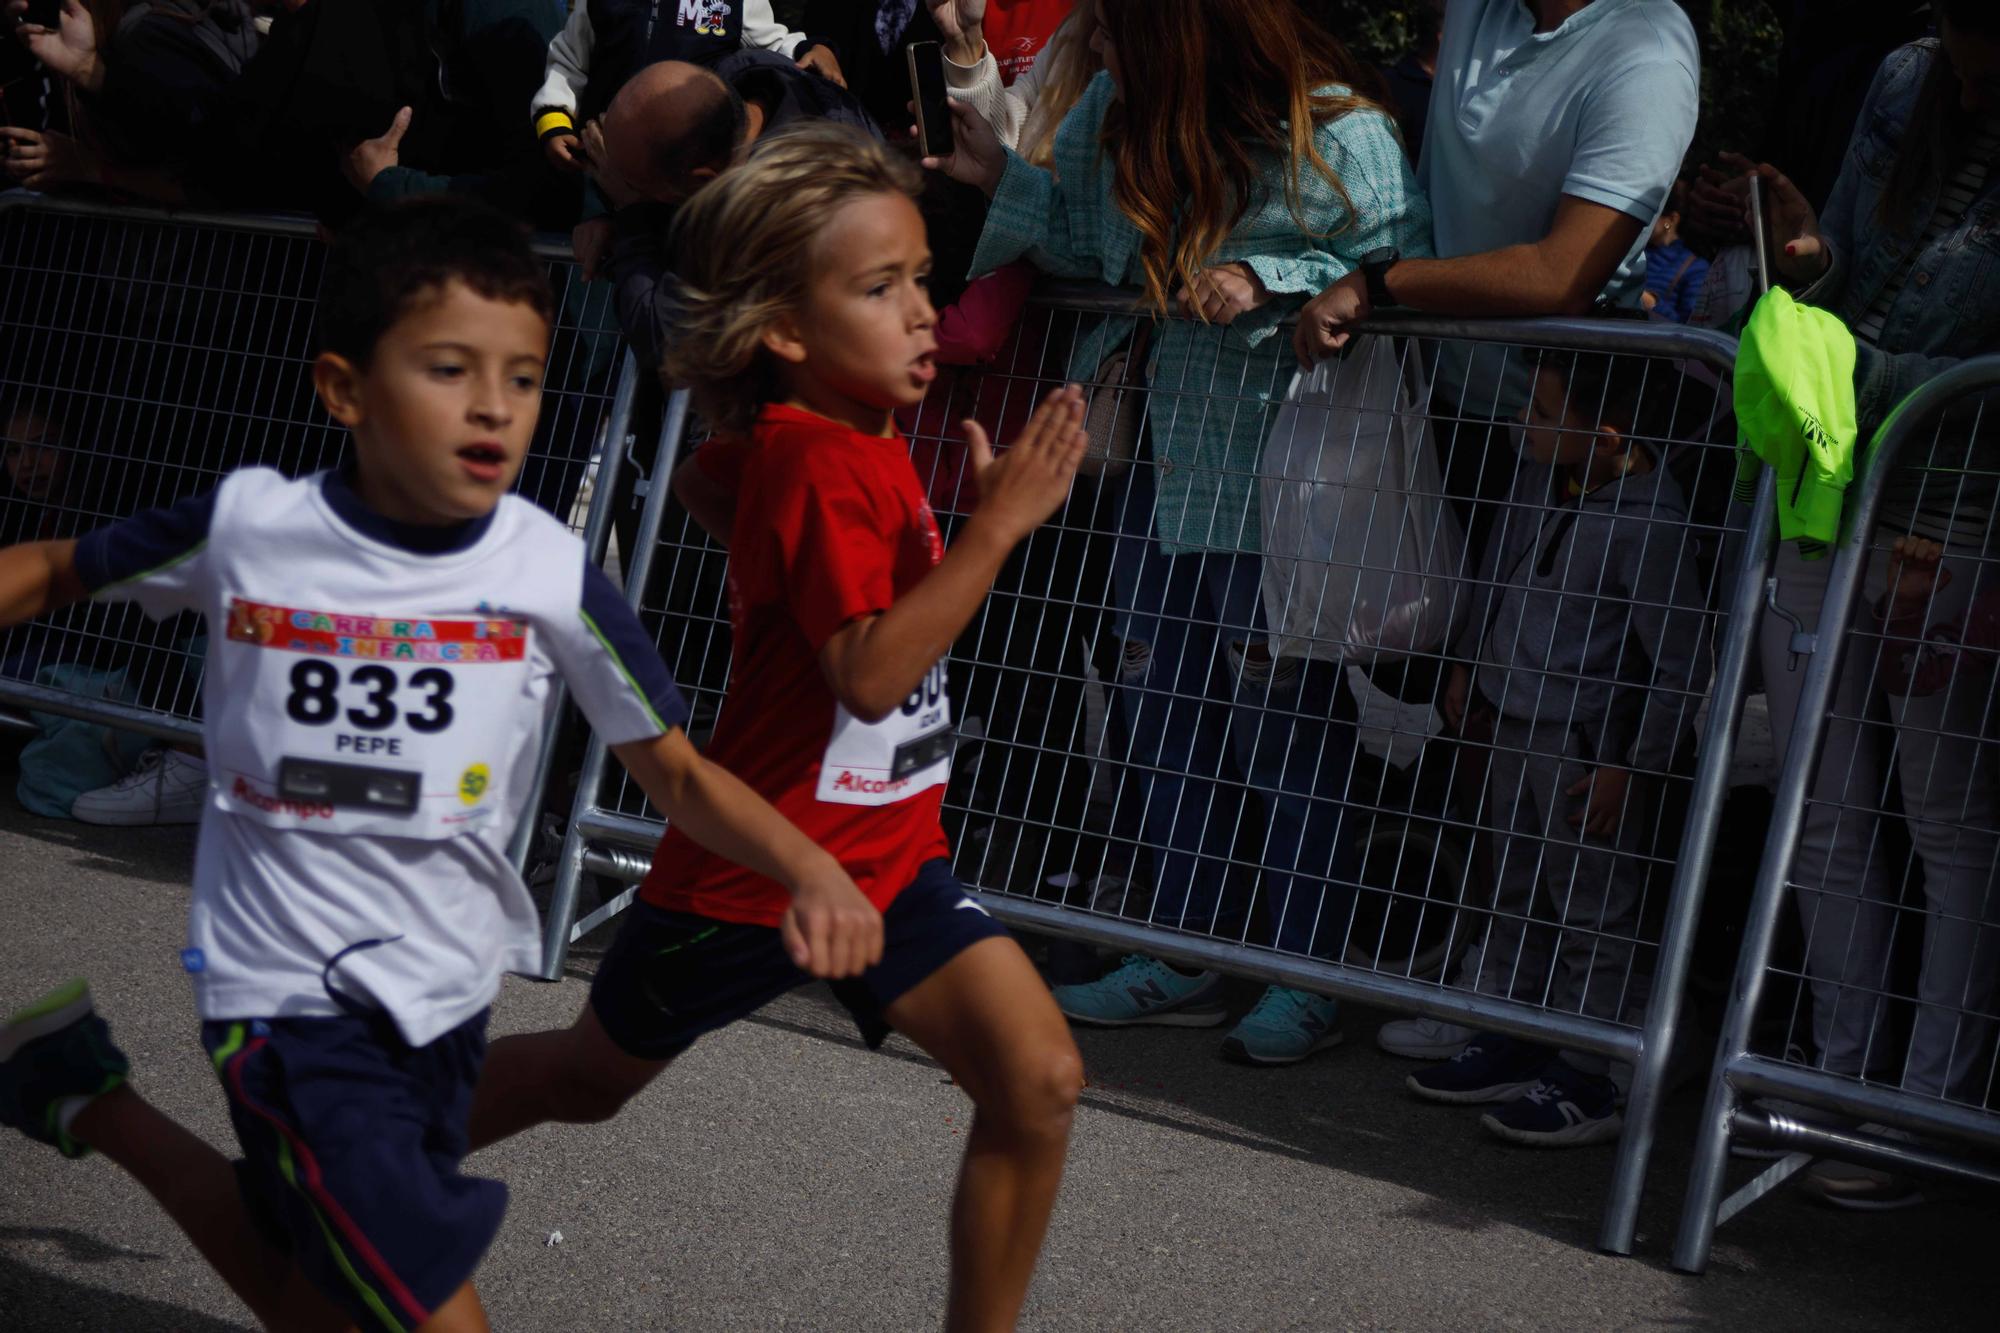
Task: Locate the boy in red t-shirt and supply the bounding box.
[464,122,1088,1331]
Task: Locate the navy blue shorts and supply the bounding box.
[591,858,1009,1060]
[201,1010,503,1333]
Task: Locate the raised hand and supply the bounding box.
[926,0,988,64]
[343,106,412,195]
[8,0,102,92]
[964,385,1087,545]
[1714,151,1827,286]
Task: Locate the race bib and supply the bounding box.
[211,597,535,838]
[815,661,953,807]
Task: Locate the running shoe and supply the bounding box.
[1221,986,1343,1065]
[1376,1015,1476,1060]
[1406,1031,1554,1104]
[0,980,129,1158]
[1050,955,1227,1027]
[71,749,208,826]
[1480,1059,1624,1147]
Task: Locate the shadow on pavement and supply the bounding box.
[729,968,2000,1330]
[0,1247,247,1332]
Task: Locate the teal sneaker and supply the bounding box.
[1220,986,1344,1066]
[1051,955,1227,1027]
[0,979,129,1158]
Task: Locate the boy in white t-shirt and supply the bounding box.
[0,196,880,1333]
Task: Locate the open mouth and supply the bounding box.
[911,353,937,385]
[457,442,508,483]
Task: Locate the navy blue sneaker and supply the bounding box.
[0,980,129,1159]
[1480,1058,1623,1147]
[1406,1031,1554,1105]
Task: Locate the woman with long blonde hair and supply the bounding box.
[931,0,1433,1064]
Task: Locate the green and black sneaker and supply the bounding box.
[0,979,130,1158]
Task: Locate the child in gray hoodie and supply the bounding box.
[1407,346,1711,1148]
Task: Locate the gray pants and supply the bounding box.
[1762,542,2000,1100]
[1473,717,1651,1026]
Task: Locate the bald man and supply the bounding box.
[586,51,880,367]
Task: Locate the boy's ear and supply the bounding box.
[313,352,367,427]
[760,311,809,367]
[1594,423,1634,465]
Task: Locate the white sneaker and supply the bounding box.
[71,750,209,826]
[1376,1015,1476,1059]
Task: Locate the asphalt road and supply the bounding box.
[1,801,1994,1331]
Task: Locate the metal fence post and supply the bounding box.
[1671,355,2000,1274]
[537,388,693,980]
[506,350,641,873]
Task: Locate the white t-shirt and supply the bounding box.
[75,469,688,1045]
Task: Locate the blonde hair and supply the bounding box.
[1018,0,1102,169]
[663,122,923,434]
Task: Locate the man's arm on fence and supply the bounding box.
[0,540,87,628]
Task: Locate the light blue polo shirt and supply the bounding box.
[1421,0,1699,406]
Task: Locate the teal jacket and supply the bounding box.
[970,72,1433,555]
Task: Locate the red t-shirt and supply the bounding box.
[984,0,1072,85]
[640,404,952,926]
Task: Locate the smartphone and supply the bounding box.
[19,0,63,29]
[906,40,954,159]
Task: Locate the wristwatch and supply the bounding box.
[1359,247,1402,310]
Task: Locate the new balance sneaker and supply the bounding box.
[1480,1059,1624,1147]
[1050,955,1227,1027]
[0,980,129,1158]
[1407,1031,1554,1104]
[1376,1015,1476,1060]
[1220,986,1344,1066]
[71,749,209,826]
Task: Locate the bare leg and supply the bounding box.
[466,1007,668,1151]
[885,937,1084,1333]
[70,1085,349,1332]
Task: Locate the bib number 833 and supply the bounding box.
[285,661,456,733]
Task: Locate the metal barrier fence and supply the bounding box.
[1673,357,2000,1272]
[546,285,1778,1256]
[0,193,646,867]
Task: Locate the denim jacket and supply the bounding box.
[1802,40,2000,545]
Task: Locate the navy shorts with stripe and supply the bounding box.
[201,1010,503,1333]
[591,858,1009,1060]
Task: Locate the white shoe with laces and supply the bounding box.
[1376,1015,1477,1060]
[70,750,209,826]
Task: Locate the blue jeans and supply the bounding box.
[1106,463,1360,959]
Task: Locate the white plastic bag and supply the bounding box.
[1259,334,1466,665]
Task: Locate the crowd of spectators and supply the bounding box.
[3,0,1996,1207]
